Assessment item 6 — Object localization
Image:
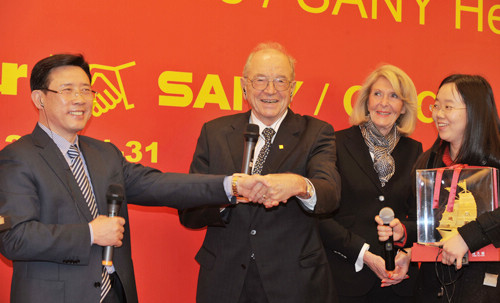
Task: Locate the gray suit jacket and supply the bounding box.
[179,110,341,303]
[0,124,229,303]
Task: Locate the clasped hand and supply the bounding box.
[372,215,411,287]
[364,249,411,287]
[235,173,308,208]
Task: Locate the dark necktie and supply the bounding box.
[253,128,275,175]
[67,145,111,302]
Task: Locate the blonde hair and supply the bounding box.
[242,42,296,80]
[350,64,418,136]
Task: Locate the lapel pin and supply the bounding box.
[279,145,284,150]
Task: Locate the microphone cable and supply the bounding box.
[434,247,464,303]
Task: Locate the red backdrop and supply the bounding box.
[1,0,499,301]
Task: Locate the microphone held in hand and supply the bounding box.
[102,184,125,266]
[379,207,395,271]
[241,123,260,174]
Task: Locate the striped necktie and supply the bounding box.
[67,145,111,302]
[253,128,275,175]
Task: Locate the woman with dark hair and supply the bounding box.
[378,74,500,302]
[319,65,422,302]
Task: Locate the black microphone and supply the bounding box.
[241,123,260,174]
[222,124,259,224]
[102,184,125,266]
[379,207,395,271]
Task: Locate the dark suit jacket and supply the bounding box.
[0,125,230,303]
[178,110,341,303]
[319,126,422,297]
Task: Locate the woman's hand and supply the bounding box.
[375,216,404,242]
[363,250,389,281]
[441,233,469,269]
[381,248,411,287]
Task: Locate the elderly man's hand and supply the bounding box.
[234,173,310,208]
[257,173,309,207]
[234,174,267,202]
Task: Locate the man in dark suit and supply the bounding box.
[0,54,277,303]
[179,42,341,303]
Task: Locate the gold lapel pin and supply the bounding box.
[279,145,284,150]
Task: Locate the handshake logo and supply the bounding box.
[90,62,136,117]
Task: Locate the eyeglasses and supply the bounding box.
[43,87,97,101]
[246,77,293,91]
[429,103,466,113]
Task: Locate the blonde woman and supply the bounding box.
[320,65,422,302]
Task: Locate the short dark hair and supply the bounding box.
[437,74,500,167]
[30,54,91,91]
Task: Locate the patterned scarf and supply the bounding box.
[360,120,401,187]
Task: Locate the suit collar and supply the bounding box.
[343,126,383,191]
[227,111,252,173]
[32,125,101,222]
[225,110,300,175]
[32,125,72,179]
[78,138,108,213]
[261,110,301,175]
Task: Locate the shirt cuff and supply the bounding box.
[88,223,94,245]
[297,178,317,211]
[355,243,370,272]
[223,175,233,202]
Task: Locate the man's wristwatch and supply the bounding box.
[231,175,241,197]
